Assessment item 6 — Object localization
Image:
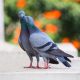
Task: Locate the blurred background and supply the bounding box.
[3,0,80,56]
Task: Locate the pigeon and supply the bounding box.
[18,11,40,68]
[25,14,74,68]
[18,10,58,69]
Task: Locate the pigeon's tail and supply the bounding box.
[64,57,71,62]
[50,48,74,58]
[49,58,59,64]
[58,56,71,67]
[62,61,71,67]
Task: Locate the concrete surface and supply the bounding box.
[0,42,80,80]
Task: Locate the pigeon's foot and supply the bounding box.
[34,66,41,69]
[43,62,49,69]
[36,66,40,68]
[42,66,51,69]
[24,62,33,68]
[24,66,32,68]
[24,64,33,68]
[43,67,48,69]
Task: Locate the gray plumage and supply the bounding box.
[18,10,58,68]
[25,14,74,67]
[18,11,40,68]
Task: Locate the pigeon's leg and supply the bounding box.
[36,55,40,68]
[43,57,49,69]
[24,53,33,68]
[28,56,33,68]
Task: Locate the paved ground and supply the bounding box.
[0,42,80,80]
[0,50,80,73]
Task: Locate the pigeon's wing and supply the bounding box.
[29,32,54,48]
[18,38,25,51]
[29,32,73,58]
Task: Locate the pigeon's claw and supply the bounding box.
[24,62,32,68]
[43,62,49,69]
[35,66,40,69]
[24,65,32,68]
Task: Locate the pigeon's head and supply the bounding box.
[18,10,25,19]
[26,16,34,25]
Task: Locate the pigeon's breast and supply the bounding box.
[20,31,32,52]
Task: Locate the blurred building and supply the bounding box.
[0,0,4,41]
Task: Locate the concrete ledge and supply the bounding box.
[0,71,80,80]
[0,42,80,80]
[0,58,80,80]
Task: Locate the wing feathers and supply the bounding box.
[50,48,73,58]
[36,41,57,52]
[36,42,52,49]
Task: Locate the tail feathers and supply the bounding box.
[50,48,74,58]
[64,57,71,62]
[58,49,74,58]
[58,56,71,67]
[62,61,71,67]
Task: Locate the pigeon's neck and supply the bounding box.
[20,20,27,31]
[21,24,27,31]
[28,24,40,34]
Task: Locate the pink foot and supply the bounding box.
[35,63,41,69]
[24,65,32,68]
[43,62,49,69]
[36,66,40,68]
[24,66,32,68]
[43,66,48,69]
[24,62,33,68]
[35,67,39,69]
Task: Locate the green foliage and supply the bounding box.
[4,0,80,43]
[59,3,80,40]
